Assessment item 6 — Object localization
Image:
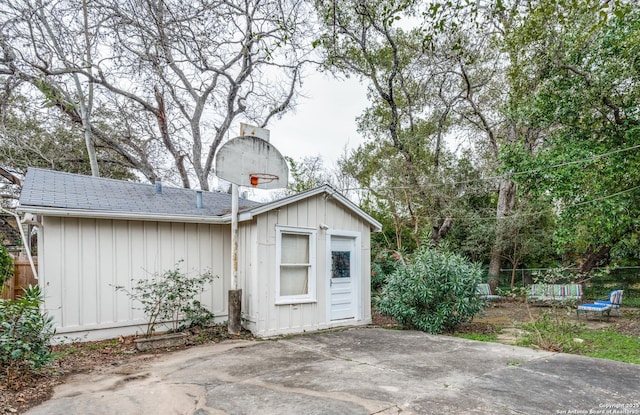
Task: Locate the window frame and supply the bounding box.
[275,225,317,305]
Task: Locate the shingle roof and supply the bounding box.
[19,168,261,218]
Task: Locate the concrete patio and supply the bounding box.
[26,328,640,414]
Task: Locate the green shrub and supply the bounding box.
[371,250,402,292]
[0,244,13,288]
[376,247,486,334]
[115,262,216,337]
[0,285,55,382]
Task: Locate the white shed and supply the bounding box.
[18,168,381,340]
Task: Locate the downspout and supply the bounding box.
[0,207,39,280]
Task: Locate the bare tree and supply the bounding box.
[1,0,313,188]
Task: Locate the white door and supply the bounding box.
[329,236,358,321]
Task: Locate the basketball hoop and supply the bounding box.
[249,173,279,187]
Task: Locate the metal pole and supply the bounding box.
[231,183,238,290]
[228,183,242,334]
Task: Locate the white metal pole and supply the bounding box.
[231,183,238,290]
[228,183,241,334]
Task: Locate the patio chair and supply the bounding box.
[476,283,502,301]
[594,290,623,315]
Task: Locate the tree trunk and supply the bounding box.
[430,217,453,247]
[488,179,517,285]
[81,0,99,177]
[579,245,610,277]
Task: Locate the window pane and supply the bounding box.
[280,266,309,296]
[281,233,309,264]
[332,251,351,278]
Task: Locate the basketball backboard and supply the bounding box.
[215,135,289,189]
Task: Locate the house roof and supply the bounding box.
[18,168,382,231]
[18,168,260,223]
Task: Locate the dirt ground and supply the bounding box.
[372,298,640,337]
[459,298,640,337]
[2,302,639,414]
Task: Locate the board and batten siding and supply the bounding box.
[39,216,229,341]
[245,193,373,337]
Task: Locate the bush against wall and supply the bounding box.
[115,262,216,337]
[0,285,55,383]
[376,247,486,334]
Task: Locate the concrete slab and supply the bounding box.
[26,328,640,415]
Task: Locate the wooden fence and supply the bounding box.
[1,258,38,300]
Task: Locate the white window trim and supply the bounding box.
[275,225,317,305]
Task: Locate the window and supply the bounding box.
[276,226,316,304]
[331,250,351,279]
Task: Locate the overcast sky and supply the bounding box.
[266,74,370,166]
[222,73,370,199]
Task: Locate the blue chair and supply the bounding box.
[594,290,623,315]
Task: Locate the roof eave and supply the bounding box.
[17,205,229,224]
[236,185,383,232]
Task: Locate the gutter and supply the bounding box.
[16,206,231,225]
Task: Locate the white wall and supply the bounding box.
[39,217,229,341]
[245,194,373,337]
[36,193,374,341]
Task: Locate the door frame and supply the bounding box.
[325,230,362,322]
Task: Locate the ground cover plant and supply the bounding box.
[0,285,55,385]
[575,328,640,364]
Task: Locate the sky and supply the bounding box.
[224,73,369,200]
[266,74,370,166]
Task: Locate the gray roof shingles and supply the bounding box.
[19,168,262,217]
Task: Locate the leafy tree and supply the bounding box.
[313,1,548,281]
[497,200,556,288]
[285,155,333,194]
[501,0,640,273]
[314,0,466,250]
